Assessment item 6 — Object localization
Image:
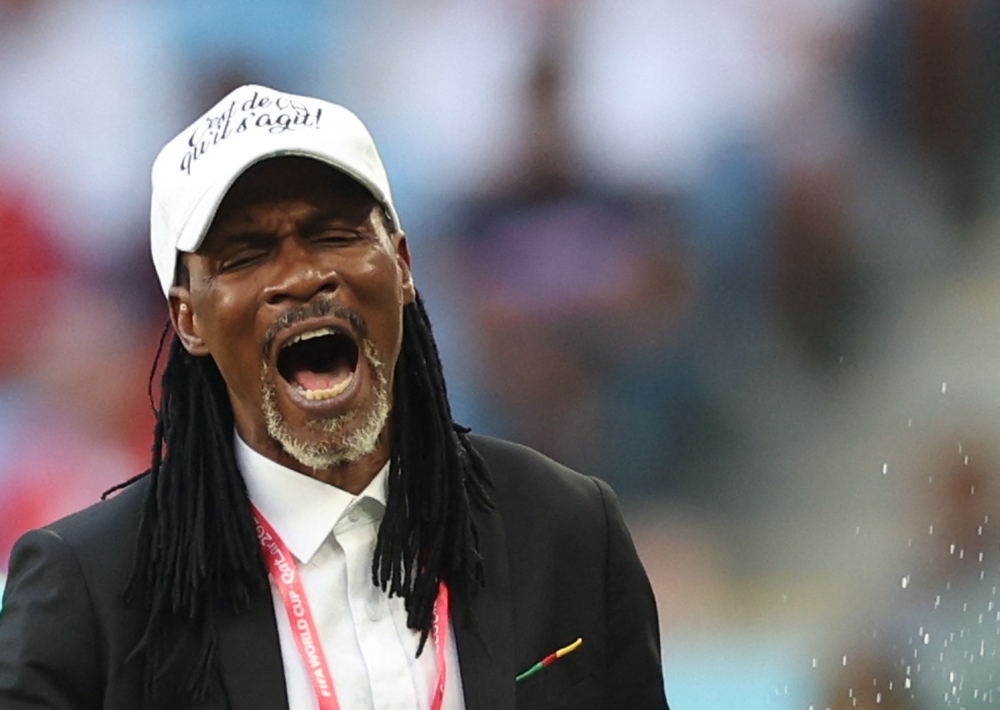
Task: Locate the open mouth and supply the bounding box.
[276,327,359,401]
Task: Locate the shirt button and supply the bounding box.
[347,507,362,523]
[366,598,382,622]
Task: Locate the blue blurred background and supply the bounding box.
[2,0,1000,706]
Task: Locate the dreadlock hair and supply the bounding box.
[111,292,493,701]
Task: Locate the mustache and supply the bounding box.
[262,297,369,360]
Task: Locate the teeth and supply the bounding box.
[298,373,354,401]
[284,327,339,349]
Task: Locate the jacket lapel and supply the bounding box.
[215,591,289,710]
[211,500,515,710]
[452,504,516,710]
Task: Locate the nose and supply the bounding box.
[261,235,340,306]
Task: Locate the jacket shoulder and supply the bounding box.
[470,433,602,493]
[468,433,613,530]
[0,476,152,708]
[41,475,150,570]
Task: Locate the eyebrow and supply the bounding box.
[299,208,376,234]
[219,229,275,248]
[206,206,378,252]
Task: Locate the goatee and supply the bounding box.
[260,338,390,470]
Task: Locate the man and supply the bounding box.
[0,84,669,709]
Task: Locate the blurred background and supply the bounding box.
[1,0,1000,706]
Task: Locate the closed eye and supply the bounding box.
[310,230,370,247]
[220,249,269,271]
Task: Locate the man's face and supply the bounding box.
[170,157,414,479]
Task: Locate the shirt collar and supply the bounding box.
[235,432,388,564]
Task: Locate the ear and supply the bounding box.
[168,284,211,356]
[394,232,416,305]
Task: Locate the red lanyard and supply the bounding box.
[252,505,450,710]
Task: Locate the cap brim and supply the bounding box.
[175,149,400,255]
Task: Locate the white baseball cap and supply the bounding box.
[150,84,400,297]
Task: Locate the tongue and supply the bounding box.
[291,361,353,392]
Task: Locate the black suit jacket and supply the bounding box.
[0,435,668,709]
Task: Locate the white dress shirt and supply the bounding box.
[236,435,466,710]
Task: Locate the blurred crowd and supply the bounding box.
[2,0,1000,706]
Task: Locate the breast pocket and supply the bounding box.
[514,658,600,710]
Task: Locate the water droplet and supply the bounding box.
[930,524,935,535]
[942,382,948,393]
[905,678,911,689]
[875,692,882,704]
[843,654,848,666]
[882,463,888,475]
[924,633,931,644]
[812,658,818,668]
[901,576,910,589]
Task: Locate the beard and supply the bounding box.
[260,338,391,470]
